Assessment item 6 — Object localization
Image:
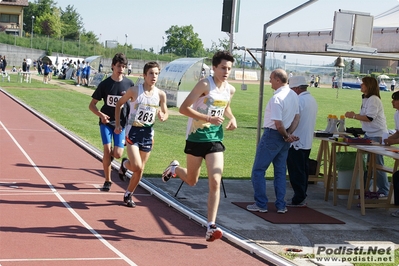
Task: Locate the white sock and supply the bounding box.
[123,160,128,169]
[124,191,132,197]
[207,222,215,229]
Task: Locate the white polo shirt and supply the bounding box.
[291,91,318,150]
[263,85,299,129]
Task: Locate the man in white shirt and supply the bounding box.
[26,58,32,72]
[391,79,396,92]
[247,69,300,214]
[286,76,318,207]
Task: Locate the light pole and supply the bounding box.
[125,34,128,55]
[78,33,81,57]
[30,16,34,48]
[161,36,164,55]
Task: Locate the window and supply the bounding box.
[0,14,19,23]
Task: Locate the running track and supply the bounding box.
[0,90,272,266]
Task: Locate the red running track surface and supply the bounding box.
[0,91,270,266]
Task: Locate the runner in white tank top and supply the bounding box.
[114,62,168,207]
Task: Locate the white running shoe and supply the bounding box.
[246,203,268,213]
[391,210,399,217]
[205,224,223,242]
[162,160,179,182]
[277,207,288,214]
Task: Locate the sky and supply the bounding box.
[45,0,399,65]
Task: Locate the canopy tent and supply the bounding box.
[262,4,399,60]
[40,55,84,70]
[84,55,102,73]
[157,57,208,107]
[252,1,399,144]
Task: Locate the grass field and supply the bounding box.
[1,77,397,179]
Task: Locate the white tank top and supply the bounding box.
[127,84,160,128]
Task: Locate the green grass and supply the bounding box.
[2,79,397,179]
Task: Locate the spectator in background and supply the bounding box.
[314,75,320,88]
[391,78,396,92]
[37,60,42,75]
[379,79,387,89]
[286,76,318,207]
[1,55,7,72]
[75,60,81,86]
[332,75,337,88]
[48,63,53,81]
[82,63,91,86]
[200,68,206,79]
[309,75,315,87]
[22,58,27,80]
[288,71,293,84]
[42,62,50,84]
[127,63,132,76]
[99,61,103,73]
[26,58,32,72]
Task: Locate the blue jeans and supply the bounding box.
[251,128,290,210]
[364,135,390,195]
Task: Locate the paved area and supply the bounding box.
[145,177,398,265]
[21,74,399,265]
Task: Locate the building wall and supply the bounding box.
[361,59,398,74]
[0,5,24,36]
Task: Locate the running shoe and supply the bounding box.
[277,207,288,214]
[119,158,128,182]
[102,181,112,192]
[162,160,179,182]
[246,203,268,213]
[391,210,399,217]
[205,224,223,242]
[286,200,307,207]
[124,193,136,208]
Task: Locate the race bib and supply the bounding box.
[107,95,122,107]
[207,100,227,117]
[207,106,225,117]
[134,104,157,125]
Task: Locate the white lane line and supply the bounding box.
[0,190,151,196]
[0,121,137,266]
[0,257,123,263]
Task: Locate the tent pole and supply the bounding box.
[257,0,318,145]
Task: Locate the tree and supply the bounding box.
[24,0,58,36]
[35,8,62,37]
[60,5,84,40]
[209,38,230,53]
[350,60,355,72]
[163,25,204,57]
[81,30,98,44]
